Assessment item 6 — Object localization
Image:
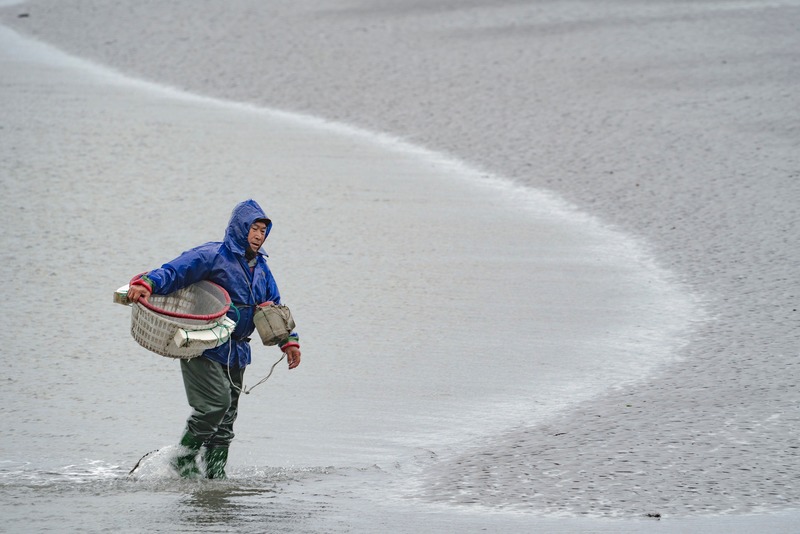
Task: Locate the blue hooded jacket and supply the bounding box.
[144,199,296,368]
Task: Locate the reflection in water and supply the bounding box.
[177,471,342,532]
[182,486,278,528]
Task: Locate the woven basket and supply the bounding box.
[130,280,234,359]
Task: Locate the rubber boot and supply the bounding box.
[204,447,229,480]
[172,431,203,478]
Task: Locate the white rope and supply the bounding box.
[242,353,286,395]
[226,337,286,395]
[225,263,286,395]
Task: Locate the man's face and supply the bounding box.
[248,221,267,253]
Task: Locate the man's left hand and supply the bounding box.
[285,346,301,369]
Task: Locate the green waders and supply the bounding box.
[176,356,244,479]
[172,431,203,478]
[204,447,229,479]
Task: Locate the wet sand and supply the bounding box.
[2,0,799,529]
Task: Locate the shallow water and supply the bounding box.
[0,19,758,533]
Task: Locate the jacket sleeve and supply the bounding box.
[144,244,217,295]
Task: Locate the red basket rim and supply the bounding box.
[131,274,231,321]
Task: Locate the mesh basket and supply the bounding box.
[130,280,234,359]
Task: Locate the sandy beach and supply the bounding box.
[1,0,799,531]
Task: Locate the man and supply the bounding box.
[127,199,301,479]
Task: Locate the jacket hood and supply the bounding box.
[224,199,272,256]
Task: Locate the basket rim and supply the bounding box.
[131,274,231,321]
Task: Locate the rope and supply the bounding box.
[223,302,284,395]
[226,343,286,395]
[229,302,241,323]
[243,353,286,394]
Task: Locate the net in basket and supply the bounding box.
[120,278,236,359]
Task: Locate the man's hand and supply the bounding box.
[285,346,301,369]
[127,284,151,302]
